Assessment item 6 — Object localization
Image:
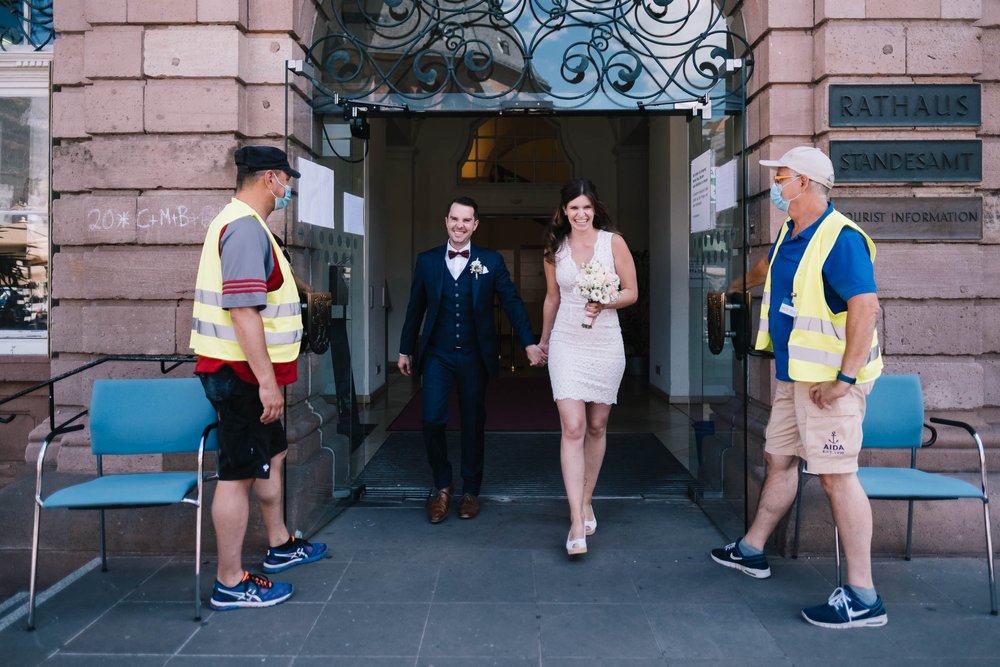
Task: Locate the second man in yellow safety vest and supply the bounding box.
[710,146,886,629]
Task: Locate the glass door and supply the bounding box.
[686,110,751,534]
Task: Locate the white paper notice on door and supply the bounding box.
[343,192,365,236]
[296,158,335,229]
[690,149,713,233]
[715,159,738,212]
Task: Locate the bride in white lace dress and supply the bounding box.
[539,179,637,557]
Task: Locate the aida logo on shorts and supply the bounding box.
[823,431,845,454]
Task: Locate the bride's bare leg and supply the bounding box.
[582,402,612,515]
[557,398,588,539]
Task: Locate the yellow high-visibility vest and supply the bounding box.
[190,198,301,362]
[755,209,882,383]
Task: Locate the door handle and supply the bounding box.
[707,290,752,359]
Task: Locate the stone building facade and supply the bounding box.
[0,0,998,565]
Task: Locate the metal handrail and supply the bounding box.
[0,354,197,431]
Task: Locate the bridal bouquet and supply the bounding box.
[573,259,620,329]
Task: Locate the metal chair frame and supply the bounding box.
[27,378,218,630]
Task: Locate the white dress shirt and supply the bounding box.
[446,242,471,280]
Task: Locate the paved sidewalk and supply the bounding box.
[3,498,1000,666]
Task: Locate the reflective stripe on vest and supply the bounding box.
[754,209,882,383]
[190,198,302,363]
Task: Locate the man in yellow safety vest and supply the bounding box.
[710,146,886,629]
[191,146,326,610]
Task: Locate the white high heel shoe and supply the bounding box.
[566,530,587,556]
[584,505,597,536]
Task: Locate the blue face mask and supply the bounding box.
[769,178,802,212]
[273,183,292,211]
[269,174,293,211]
[769,182,790,212]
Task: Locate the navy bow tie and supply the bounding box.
[448,249,470,259]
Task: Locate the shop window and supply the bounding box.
[460,117,572,184]
[0,1,53,354]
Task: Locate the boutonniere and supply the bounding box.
[469,258,488,280]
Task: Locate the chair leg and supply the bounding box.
[982,499,997,615]
[905,500,914,561]
[99,509,108,572]
[27,502,42,631]
[194,502,203,621]
[834,525,843,589]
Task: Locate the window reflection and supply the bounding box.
[0,96,48,354]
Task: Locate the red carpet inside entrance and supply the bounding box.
[388,376,561,432]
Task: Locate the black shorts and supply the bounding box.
[198,366,288,481]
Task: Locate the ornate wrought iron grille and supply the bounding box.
[307,0,752,113]
[0,0,53,51]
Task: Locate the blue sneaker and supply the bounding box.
[262,536,328,573]
[710,541,771,579]
[210,571,293,610]
[801,586,888,629]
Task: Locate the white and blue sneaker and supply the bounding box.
[262,536,328,573]
[209,571,293,610]
[711,541,771,579]
[801,586,888,629]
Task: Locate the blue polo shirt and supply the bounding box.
[766,202,877,381]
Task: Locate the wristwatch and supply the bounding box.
[836,371,857,385]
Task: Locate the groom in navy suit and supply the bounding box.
[398,196,546,523]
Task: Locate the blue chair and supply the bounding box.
[794,374,996,614]
[28,378,218,629]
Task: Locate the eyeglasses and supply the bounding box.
[773,174,802,186]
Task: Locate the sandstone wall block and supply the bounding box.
[815,0,865,21]
[84,80,145,134]
[79,303,178,355]
[84,0,126,24]
[906,23,983,75]
[52,88,88,139]
[882,358,984,410]
[52,247,200,300]
[53,135,238,191]
[759,84,814,138]
[53,195,138,245]
[175,301,194,353]
[983,83,1000,135]
[248,0,294,33]
[881,300,980,355]
[126,0,197,24]
[867,0,941,19]
[197,0,249,25]
[981,136,1000,189]
[984,358,1000,406]
[53,34,86,86]
[135,192,232,245]
[54,0,90,32]
[144,79,240,133]
[980,30,1000,82]
[814,23,906,77]
[144,26,240,78]
[242,85,284,138]
[239,35,299,84]
[83,26,143,79]
[875,243,986,299]
[943,0,983,20]
[765,32,814,84]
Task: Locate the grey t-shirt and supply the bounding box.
[219,216,276,310]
